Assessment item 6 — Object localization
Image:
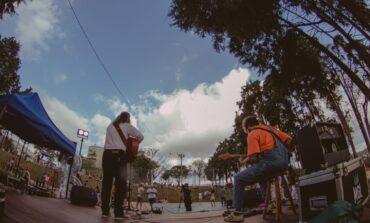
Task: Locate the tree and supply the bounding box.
[0,36,21,94]
[82,158,95,170]
[161,169,172,183]
[131,154,159,183]
[168,165,190,186]
[0,0,26,19]
[169,0,370,97]
[0,36,32,95]
[191,159,206,185]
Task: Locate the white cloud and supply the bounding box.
[54,73,67,83]
[138,68,249,159]
[38,92,112,154]
[91,68,249,160]
[40,93,89,143]
[15,0,62,59]
[35,68,249,159]
[106,96,130,116]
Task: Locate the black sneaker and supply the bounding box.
[114,214,127,220]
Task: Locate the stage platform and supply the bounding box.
[2,190,370,223]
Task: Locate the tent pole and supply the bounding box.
[0,105,6,121]
[65,157,74,199]
[15,140,27,177]
[0,105,7,149]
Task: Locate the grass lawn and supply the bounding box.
[0,150,63,186]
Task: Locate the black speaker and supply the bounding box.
[70,185,97,206]
[296,122,351,172]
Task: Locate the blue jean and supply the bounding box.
[232,144,288,210]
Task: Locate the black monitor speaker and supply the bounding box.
[296,122,351,172]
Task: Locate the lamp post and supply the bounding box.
[177,153,185,210]
[65,129,88,199]
[177,153,185,186]
[76,129,89,156]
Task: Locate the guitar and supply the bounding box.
[218,153,247,160]
[126,136,140,162]
[218,153,258,164]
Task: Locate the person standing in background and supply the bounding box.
[210,188,216,207]
[220,186,227,207]
[147,185,157,212]
[136,183,145,210]
[182,183,192,211]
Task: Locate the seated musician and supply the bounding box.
[219,116,291,218]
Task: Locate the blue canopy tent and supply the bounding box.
[0,93,76,156]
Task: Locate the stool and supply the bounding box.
[263,173,296,221]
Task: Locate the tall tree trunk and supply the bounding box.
[363,100,370,138]
[279,17,370,98]
[339,0,370,33]
[327,90,358,156]
[311,3,370,68]
[339,79,370,152]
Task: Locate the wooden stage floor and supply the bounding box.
[2,190,370,223]
[2,191,301,223]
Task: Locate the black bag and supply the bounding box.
[70,185,97,206]
[243,188,262,208]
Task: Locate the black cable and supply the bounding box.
[66,0,131,106]
[66,0,165,145]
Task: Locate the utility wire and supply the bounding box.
[66,0,131,106]
[66,0,164,145]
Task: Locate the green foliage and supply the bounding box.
[131,154,159,183]
[0,150,63,185]
[205,138,239,183]
[0,35,32,95]
[0,36,21,94]
[191,159,206,185]
[166,165,190,185]
[169,0,370,97]
[0,0,26,19]
[81,158,96,170]
[161,169,172,182]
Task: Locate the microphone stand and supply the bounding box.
[126,163,133,212]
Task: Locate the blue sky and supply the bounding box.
[0,0,255,163]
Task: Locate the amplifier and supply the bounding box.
[297,156,369,222]
[296,122,351,172]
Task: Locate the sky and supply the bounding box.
[0,0,255,165]
[0,0,367,167]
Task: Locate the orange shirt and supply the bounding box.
[247,124,290,156]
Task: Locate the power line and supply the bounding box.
[66,0,163,144]
[66,0,131,106]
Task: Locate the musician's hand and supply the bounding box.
[240,157,249,165]
[218,153,231,160]
[245,154,259,165]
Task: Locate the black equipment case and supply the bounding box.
[296,122,351,172]
[70,185,98,206]
[297,156,369,222]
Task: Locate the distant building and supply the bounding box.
[87,145,104,168]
